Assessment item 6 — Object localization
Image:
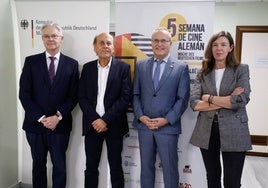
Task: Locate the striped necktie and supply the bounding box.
[153,60,162,89]
[48,56,55,85]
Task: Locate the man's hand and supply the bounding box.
[139,115,169,130]
[92,118,108,133]
[41,115,59,131]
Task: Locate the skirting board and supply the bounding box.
[246,135,268,157]
[12,182,52,188]
[10,182,32,188]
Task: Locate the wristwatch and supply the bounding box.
[56,111,63,121]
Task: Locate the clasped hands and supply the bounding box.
[41,115,59,131]
[139,115,168,130]
[92,118,108,133]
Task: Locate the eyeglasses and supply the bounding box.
[42,34,61,40]
[152,39,171,44]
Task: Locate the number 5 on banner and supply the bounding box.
[160,13,187,42]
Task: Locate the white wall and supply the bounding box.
[0,0,19,187]
[214,2,268,36]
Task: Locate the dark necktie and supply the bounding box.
[48,56,55,85]
[153,60,162,89]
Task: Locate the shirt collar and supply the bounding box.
[154,54,170,63]
[97,58,112,68]
[46,51,60,60]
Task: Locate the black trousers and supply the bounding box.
[84,132,124,188]
[200,120,246,188]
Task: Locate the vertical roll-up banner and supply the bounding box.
[13,1,110,187]
[115,0,215,187]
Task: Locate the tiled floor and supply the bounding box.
[17,156,268,188]
[242,156,268,188]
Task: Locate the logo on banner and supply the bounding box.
[179,183,192,188]
[123,159,138,167]
[160,13,205,53]
[116,13,205,60]
[18,19,98,48]
[183,165,192,174]
[20,19,29,30]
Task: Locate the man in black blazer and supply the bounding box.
[78,32,132,188]
[19,23,79,188]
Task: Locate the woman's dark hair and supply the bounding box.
[198,31,240,78]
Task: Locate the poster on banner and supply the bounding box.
[13,1,110,187]
[115,1,215,188]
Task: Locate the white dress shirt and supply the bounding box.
[152,55,169,80]
[96,59,111,117]
[45,51,60,73]
[215,68,225,96]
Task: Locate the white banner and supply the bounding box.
[115,1,215,187]
[13,1,110,187]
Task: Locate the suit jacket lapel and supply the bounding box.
[157,60,173,90]
[219,67,235,95]
[90,61,98,97]
[146,57,155,90]
[204,69,217,95]
[106,58,116,92]
[203,67,235,96]
[154,57,174,92]
[53,53,64,87]
[39,52,51,87]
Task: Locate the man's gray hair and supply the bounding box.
[41,23,63,36]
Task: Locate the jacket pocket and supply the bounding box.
[236,114,248,123]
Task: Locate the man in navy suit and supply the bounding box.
[133,27,190,188]
[19,23,79,188]
[78,32,132,188]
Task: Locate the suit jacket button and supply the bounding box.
[153,94,156,97]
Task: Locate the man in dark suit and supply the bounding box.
[132,27,190,188]
[19,23,79,188]
[78,32,132,188]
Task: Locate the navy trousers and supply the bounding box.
[26,131,70,188]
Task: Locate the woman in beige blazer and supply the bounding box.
[190,31,252,188]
